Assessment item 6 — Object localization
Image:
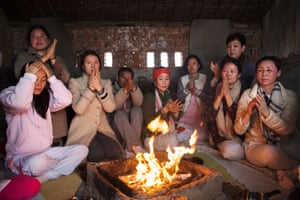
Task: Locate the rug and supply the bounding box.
[196,143,278,181]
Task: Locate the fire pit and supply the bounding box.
[86,151,223,200]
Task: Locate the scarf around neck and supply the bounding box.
[258,82,284,145]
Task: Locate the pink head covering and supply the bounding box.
[152,67,171,81]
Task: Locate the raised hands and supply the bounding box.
[161,99,182,115]
[41,39,57,63]
[88,69,102,92]
[25,61,53,78]
[124,79,137,93]
[186,79,195,94]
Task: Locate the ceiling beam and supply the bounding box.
[189,0,197,20]
[198,0,206,19]
[172,0,178,20]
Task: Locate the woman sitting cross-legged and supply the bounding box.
[234,56,300,190]
[0,61,88,184]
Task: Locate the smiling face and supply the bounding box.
[33,69,47,95]
[155,73,170,93]
[82,55,101,75]
[30,28,51,51]
[256,60,281,90]
[226,39,245,59]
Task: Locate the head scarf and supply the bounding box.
[152,67,171,81]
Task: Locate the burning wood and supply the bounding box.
[118,115,199,193]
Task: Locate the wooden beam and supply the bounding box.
[188,0,197,20]
[172,0,178,20]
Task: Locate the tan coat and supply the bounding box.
[66,74,123,153]
[234,82,298,145]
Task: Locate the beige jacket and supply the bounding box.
[234,82,298,145]
[66,74,123,152]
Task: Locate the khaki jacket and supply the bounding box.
[234,82,298,145]
[66,74,123,153]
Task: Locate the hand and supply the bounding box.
[186,80,195,94]
[25,61,43,75]
[42,39,57,63]
[88,69,102,91]
[247,97,257,113]
[165,99,182,113]
[125,79,137,93]
[210,61,220,80]
[255,93,270,118]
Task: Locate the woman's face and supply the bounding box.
[187,57,200,75]
[226,39,245,59]
[256,60,281,88]
[221,62,240,85]
[30,28,51,51]
[82,55,101,76]
[155,73,170,92]
[33,69,47,95]
[117,71,133,88]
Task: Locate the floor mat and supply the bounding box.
[196,143,277,181]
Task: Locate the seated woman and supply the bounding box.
[0,61,88,183]
[176,54,207,142]
[208,56,244,161]
[142,67,182,151]
[66,50,124,162]
[234,56,300,189]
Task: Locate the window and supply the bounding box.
[146,52,155,68]
[104,52,113,67]
[160,52,168,67]
[174,51,183,67]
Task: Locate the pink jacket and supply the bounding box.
[0,73,72,159]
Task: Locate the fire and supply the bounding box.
[147,115,169,135]
[120,116,198,193]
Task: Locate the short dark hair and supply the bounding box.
[255,56,281,71]
[80,50,102,71]
[226,33,246,46]
[26,24,51,44]
[220,55,242,74]
[182,54,203,75]
[117,67,134,78]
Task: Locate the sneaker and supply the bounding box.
[132,145,146,154]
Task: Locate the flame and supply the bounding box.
[147,115,169,135]
[131,130,198,193]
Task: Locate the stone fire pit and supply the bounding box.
[86,152,223,200]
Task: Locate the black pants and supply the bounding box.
[87,132,122,162]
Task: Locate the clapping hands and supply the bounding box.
[164,99,182,114]
[88,69,102,92]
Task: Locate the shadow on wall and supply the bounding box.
[279,63,300,131]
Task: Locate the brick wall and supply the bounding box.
[67,23,190,69]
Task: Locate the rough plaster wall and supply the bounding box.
[189,19,229,76]
[262,0,300,130]
[262,0,300,58]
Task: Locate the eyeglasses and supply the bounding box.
[256,69,274,75]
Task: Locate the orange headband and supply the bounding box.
[152,68,171,80]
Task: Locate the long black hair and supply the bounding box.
[21,62,51,119]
